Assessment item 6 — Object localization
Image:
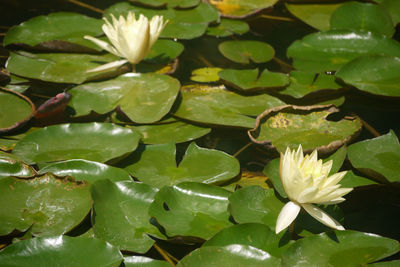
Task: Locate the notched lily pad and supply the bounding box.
[218,40,274,64]
[69,73,180,124]
[248,104,362,153]
[0,174,91,236]
[207,18,249,37]
[0,87,35,133]
[209,0,279,18]
[219,68,289,91]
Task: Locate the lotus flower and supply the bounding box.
[84,12,168,72]
[275,145,353,234]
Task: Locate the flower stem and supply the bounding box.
[153,243,177,266]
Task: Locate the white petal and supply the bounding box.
[297,186,318,203]
[275,201,301,234]
[86,59,128,73]
[301,203,344,230]
[322,171,347,188]
[84,35,119,56]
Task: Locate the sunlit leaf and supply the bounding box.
[209,0,278,18]
[190,67,222,83]
[207,18,249,37]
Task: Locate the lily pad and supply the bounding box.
[4,74,30,93]
[190,67,222,83]
[279,71,342,98]
[287,29,400,72]
[124,142,239,188]
[144,39,184,64]
[0,174,91,236]
[347,130,400,182]
[374,0,400,25]
[0,87,35,133]
[0,151,37,178]
[12,122,141,164]
[336,55,400,97]
[69,73,180,123]
[39,159,132,183]
[124,256,170,267]
[285,3,343,31]
[209,0,278,18]
[104,2,219,39]
[173,84,285,128]
[248,105,362,153]
[330,2,394,37]
[149,182,233,239]
[340,170,378,188]
[91,180,163,253]
[207,18,249,37]
[131,0,200,8]
[218,41,274,64]
[263,158,286,198]
[228,186,284,230]
[224,171,270,191]
[219,68,289,91]
[4,12,103,51]
[6,51,119,84]
[281,230,400,267]
[177,245,281,266]
[130,120,211,144]
[0,235,123,267]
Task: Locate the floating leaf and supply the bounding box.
[0,235,123,267]
[4,12,103,51]
[173,84,285,128]
[39,159,131,183]
[281,230,400,267]
[124,142,239,188]
[218,40,274,64]
[219,68,289,91]
[287,30,400,72]
[374,0,400,25]
[263,158,286,198]
[144,39,184,64]
[340,170,378,188]
[130,120,211,144]
[190,67,222,83]
[285,3,343,31]
[209,0,278,18]
[0,174,91,236]
[6,52,119,84]
[69,73,180,123]
[348,130,400,182]
[0,151,36,179]
[91,180,163,253]
[148,182,233,239]
[330,2,394,37]
[224,171,270,191]
[248,105,362,153]
[229,186,284,230]
[336,55,400,97]
[279,71,342,98]
[207,18,249,37]
[4,75,29,93]
[13,122,141,164]
[124,256,170,267]
[177,245,281,266]
[0,87,35,133]
[131,0,200,8]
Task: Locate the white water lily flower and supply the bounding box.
[84,12,168,72]
[275,145,353,234]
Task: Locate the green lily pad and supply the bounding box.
[340,170,378,188]
[330,2,394,37]
[104,2,219,39]
[6,51,119,84]
[207,18,249,37]
[148,182,233,239]
[144,39,184,64]
[69,73,180,123]
[130,120,211,144]
[218,41,274,64]
[0,174,91,236]
[0,87,35,133]
[248,105,362,153]
[0,235,123,267]
[285,3,343,31]
[4,12,103,51]
[12,122,141,164]
[173,84,285,128]
[347,130,400,182]
[190,67,222,83]
[281,230,400,267]
[124,142,239,188]
[131,0,200,8]
[4,74,30,93]
[177,245,281,266]
[375,0,400,25]
[228,186,284,230]
[124,256,170,267]
[279,71,342,98]
[204,223,291,257]
[91,180,163,253]
[0,151,36,179]
[336,55,400,97]
[263,158,286,198]
[287,30,400,72]
[219,68,289,91]
[209,0,278,18]
[39,159,131,183]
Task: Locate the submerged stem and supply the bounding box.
[153,243,176,266]
[65,0,104,14]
